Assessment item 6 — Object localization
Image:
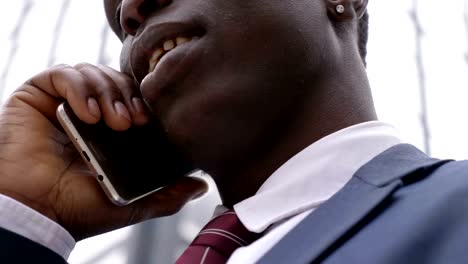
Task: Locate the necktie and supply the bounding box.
[176,209,262,264]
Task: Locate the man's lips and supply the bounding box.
[138,29,204,115]
[130,21,205,85]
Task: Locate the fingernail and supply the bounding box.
[132,97,146,114]
[114,101,131,122]
[87,97,100,119]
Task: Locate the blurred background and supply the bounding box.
[0,0,468,263]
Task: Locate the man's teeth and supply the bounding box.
[148,36,194,73]
[176,37,190,45]
[163,39,175,51]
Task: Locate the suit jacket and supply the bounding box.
[2,144,468,263]
[258,143,466,263]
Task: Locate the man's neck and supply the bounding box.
[212,110,377,208]
[211,61,377,207]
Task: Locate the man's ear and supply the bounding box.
[326,0,368,22]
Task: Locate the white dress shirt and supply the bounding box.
[0,194,75,258]
[0,121,401,263]
[229,121,402,263]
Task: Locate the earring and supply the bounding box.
[336,4,345,14]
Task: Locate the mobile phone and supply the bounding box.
[56,102,195,206]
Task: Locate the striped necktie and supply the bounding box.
[176,209,262,264]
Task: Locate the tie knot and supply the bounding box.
[191,209,261,258]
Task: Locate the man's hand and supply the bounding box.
[0,63,207,241]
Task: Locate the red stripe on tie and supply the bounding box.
[176,210,262,264]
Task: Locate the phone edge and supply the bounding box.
[55,103,136,206]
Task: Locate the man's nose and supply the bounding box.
[120,0,170,35]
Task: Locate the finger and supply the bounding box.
[24,64,101,124]
[123,176,209,225]
[96,65,149,125]
[74,63,132,131]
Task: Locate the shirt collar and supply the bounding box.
[233,121,402,233]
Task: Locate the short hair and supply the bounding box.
[357,11,369,65]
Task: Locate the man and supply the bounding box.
[0,0,467,263]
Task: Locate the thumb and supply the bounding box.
[123,176,209,226]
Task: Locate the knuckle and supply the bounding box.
[73,62,93,70]
[52,63,73,70]
[96,66,137,96]
[96,85,123,100]
[49,65,77,81]
[108,82,133,99]
[49,68,70,85]
[119,85,135,98]
[96,64,114,72]
[123,76,137,91]
[111,74,136,95]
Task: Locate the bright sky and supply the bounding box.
[367,0,468,160]
[1,0,468,263]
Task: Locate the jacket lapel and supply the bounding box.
[257,144,451,264]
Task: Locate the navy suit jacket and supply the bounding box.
[2,144,468,263]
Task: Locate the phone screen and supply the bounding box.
[60,102,195,203]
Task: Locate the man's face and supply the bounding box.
[104,0,330,171]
